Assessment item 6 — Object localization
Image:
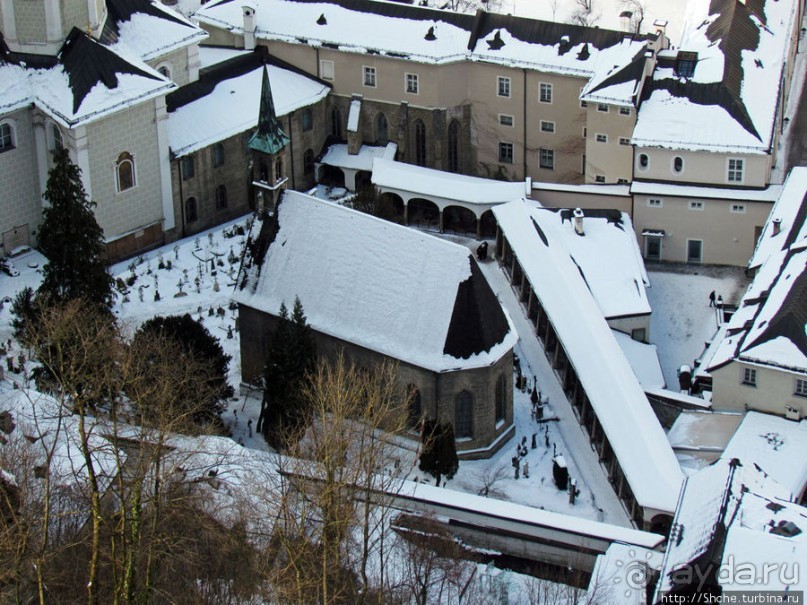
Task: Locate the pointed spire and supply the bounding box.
[248,64,290,155]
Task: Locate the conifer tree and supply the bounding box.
[37,148,113,311]
[133,314,233,428]
[259,297,317,448]
[419,419,459,486]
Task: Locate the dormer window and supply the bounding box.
[674,51,698,78]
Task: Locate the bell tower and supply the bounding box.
[248,65,290,213]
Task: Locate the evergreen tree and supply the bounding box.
[37,148,113,311]
[418,419,459,486]
[133,314,233,427]
[260,297,317,448]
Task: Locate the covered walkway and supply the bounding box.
[371,159,530,239]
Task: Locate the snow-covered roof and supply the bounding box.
[589,543,664,605]
[748,167,807,271]
[721,411,807,500]
[319,142,396,172]
[705,246,807,375]
[195,0,650,78]
[233,191,516,372]
[167,50,330,157]
[631,179,783,202]
[0,28,174,127]
[633,0,800,154]
[580,44,648,107]
[102,0,208,62]
[612,330,665,389]
[656,458,806,597]
[371,158,528,206]
[532,182,631,197]
[667,410,743,453]
[493,199,683,514]
[198,46,251,70]
[520,203,651,319]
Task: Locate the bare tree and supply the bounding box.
[619,0,647,33]
[266,353,412,604]
[568,0,600,27]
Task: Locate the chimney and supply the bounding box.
[242,3,257,50]
[772,217,782,235]
[573,208,585,236]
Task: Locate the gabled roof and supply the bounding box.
[166,49,330,157]
[0,28,173,127]
[655,458,806,597]
[195,0,650,77]
[232,191,516,372]
[493,199,683,513]
[633,0,799,154]
[748,167,807,271]
[705,247,807,374]
[60,28,163,114]
[721,411,807,500]
[102,0,208,61]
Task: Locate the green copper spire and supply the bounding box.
[248,65,290,155]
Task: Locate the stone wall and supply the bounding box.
[238,303,514,456]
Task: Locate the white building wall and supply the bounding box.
[0,109,44,254]
[86,99,167,240]
[711,361,807,419]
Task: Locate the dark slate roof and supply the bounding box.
[0,31,58,69]
[587,47,647,97]
[443,259,511,359]
[640,0,769,142]
[211,0,474,29]
[742,268,807,361]
[166,46,330,112]
[468,10,645,53]
[100,0,196,45]
[59,28,162,114]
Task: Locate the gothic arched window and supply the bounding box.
[455,390,473,439]
[375,112,389,145]
[185,197,198,223]
[447,120,461,173]
[495,374,506,423]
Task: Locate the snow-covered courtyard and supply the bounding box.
[0,213,749,531]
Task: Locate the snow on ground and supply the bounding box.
[645,263,750,390]
[0,214,749,530]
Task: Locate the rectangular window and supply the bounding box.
[596,133,608,143]
[405,73,419,94]
[320,59,334,81]
[582,127,587,138]
[597,103,609,113]
[619,137,631,146]
[497,76,511,97]
[731,203,746,213]
[742,367,757,386]
[580,87,587,108]
[619,106,631,116]
[539,82,553,103]
[728,158,744,183]
[181,155,194,180]
[499,142,514,164]
[363,66,376,87]
[539,148,554,170]
[595,175,605,183]
[541,121,555,133]
[499,114,514,127]
[689,200,704,211]
[581,154,586,175]
[795,378,807,397]
[0,123,14,151]
[617,178,629,184]
[648,198,663,208]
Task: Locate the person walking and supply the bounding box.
[709,290,716,307]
